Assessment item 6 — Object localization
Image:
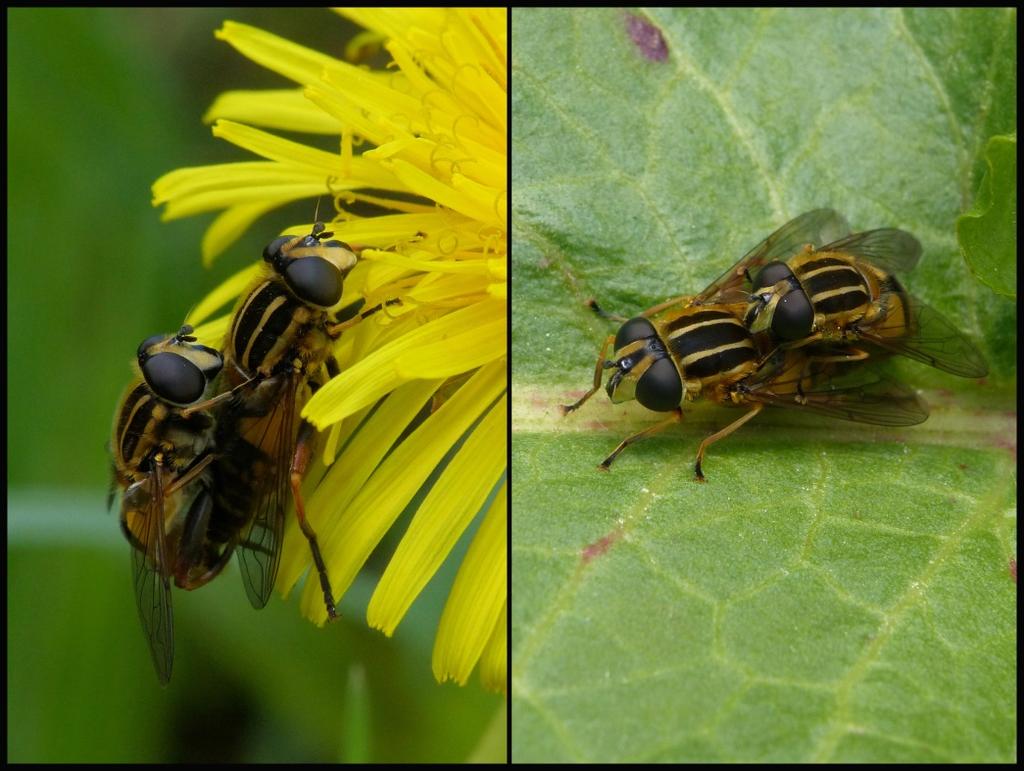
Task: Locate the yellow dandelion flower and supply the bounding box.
[152,8,507,693]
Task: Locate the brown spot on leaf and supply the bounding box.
[625,13,668,62]
[581,525,624,563]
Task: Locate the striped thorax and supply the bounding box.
[225,223,357,384]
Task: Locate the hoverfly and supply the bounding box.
[562,300,928,480]
[111,325,227,684]
[692,209,988,379]
[195,222,383,619]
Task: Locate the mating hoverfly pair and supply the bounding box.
[562,209,988,480]
[110,223,375,684]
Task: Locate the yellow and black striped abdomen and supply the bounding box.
[662,308,757,383]
[114,383,165,474]
[229,278,306,376]
[793,252,870,321]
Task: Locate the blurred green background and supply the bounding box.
[7,8,504,762]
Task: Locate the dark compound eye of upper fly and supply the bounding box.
[748,261,813,339]
[141,351,207,405]
[283,256,344,308]
[752,261,795,291]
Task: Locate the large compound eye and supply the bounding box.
[635,357,682,412]
[771,289,814,340]
[136,333,165,359]
[615,317,657,349]
[142,352,207,405]
[752,261,794,291]
[263,236,294,264]
[283,256,344,307]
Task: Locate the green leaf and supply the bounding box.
[512,8,1017,763]
[957,133,1017,298]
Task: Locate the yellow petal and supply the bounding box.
[204,88,341,134]
[300,360,505,621]
[432,481,506,686]
[478,599,507,693]
[215,21,343,86]
[305,298,505,426]
[367,395,506,635]
[278,378,443,594]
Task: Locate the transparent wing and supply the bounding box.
[127,462,174,686]
[696,209,851,303]
[818,228,922,275]
[231,373,298,609]
[860,292,989,378]
[741,356,929,427]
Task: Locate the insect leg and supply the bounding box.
[561,334,616,415]
[693,404,764,482]
[802,348,869,365]
[775,332,824,352]
[598,408,684,470]
[640,295,695,318]
[327,298,402,336]
[794,347,869,399]
[179,372,266,418]
[325,354,340,379]
[290,418,339,619]
[161,452,215,496]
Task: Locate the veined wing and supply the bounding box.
[695,209,850,304]
[228,372,300,610]
[860,288,989,378]
[739,357,929,427]
[818,227,922,275]
[127,462,174,686]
